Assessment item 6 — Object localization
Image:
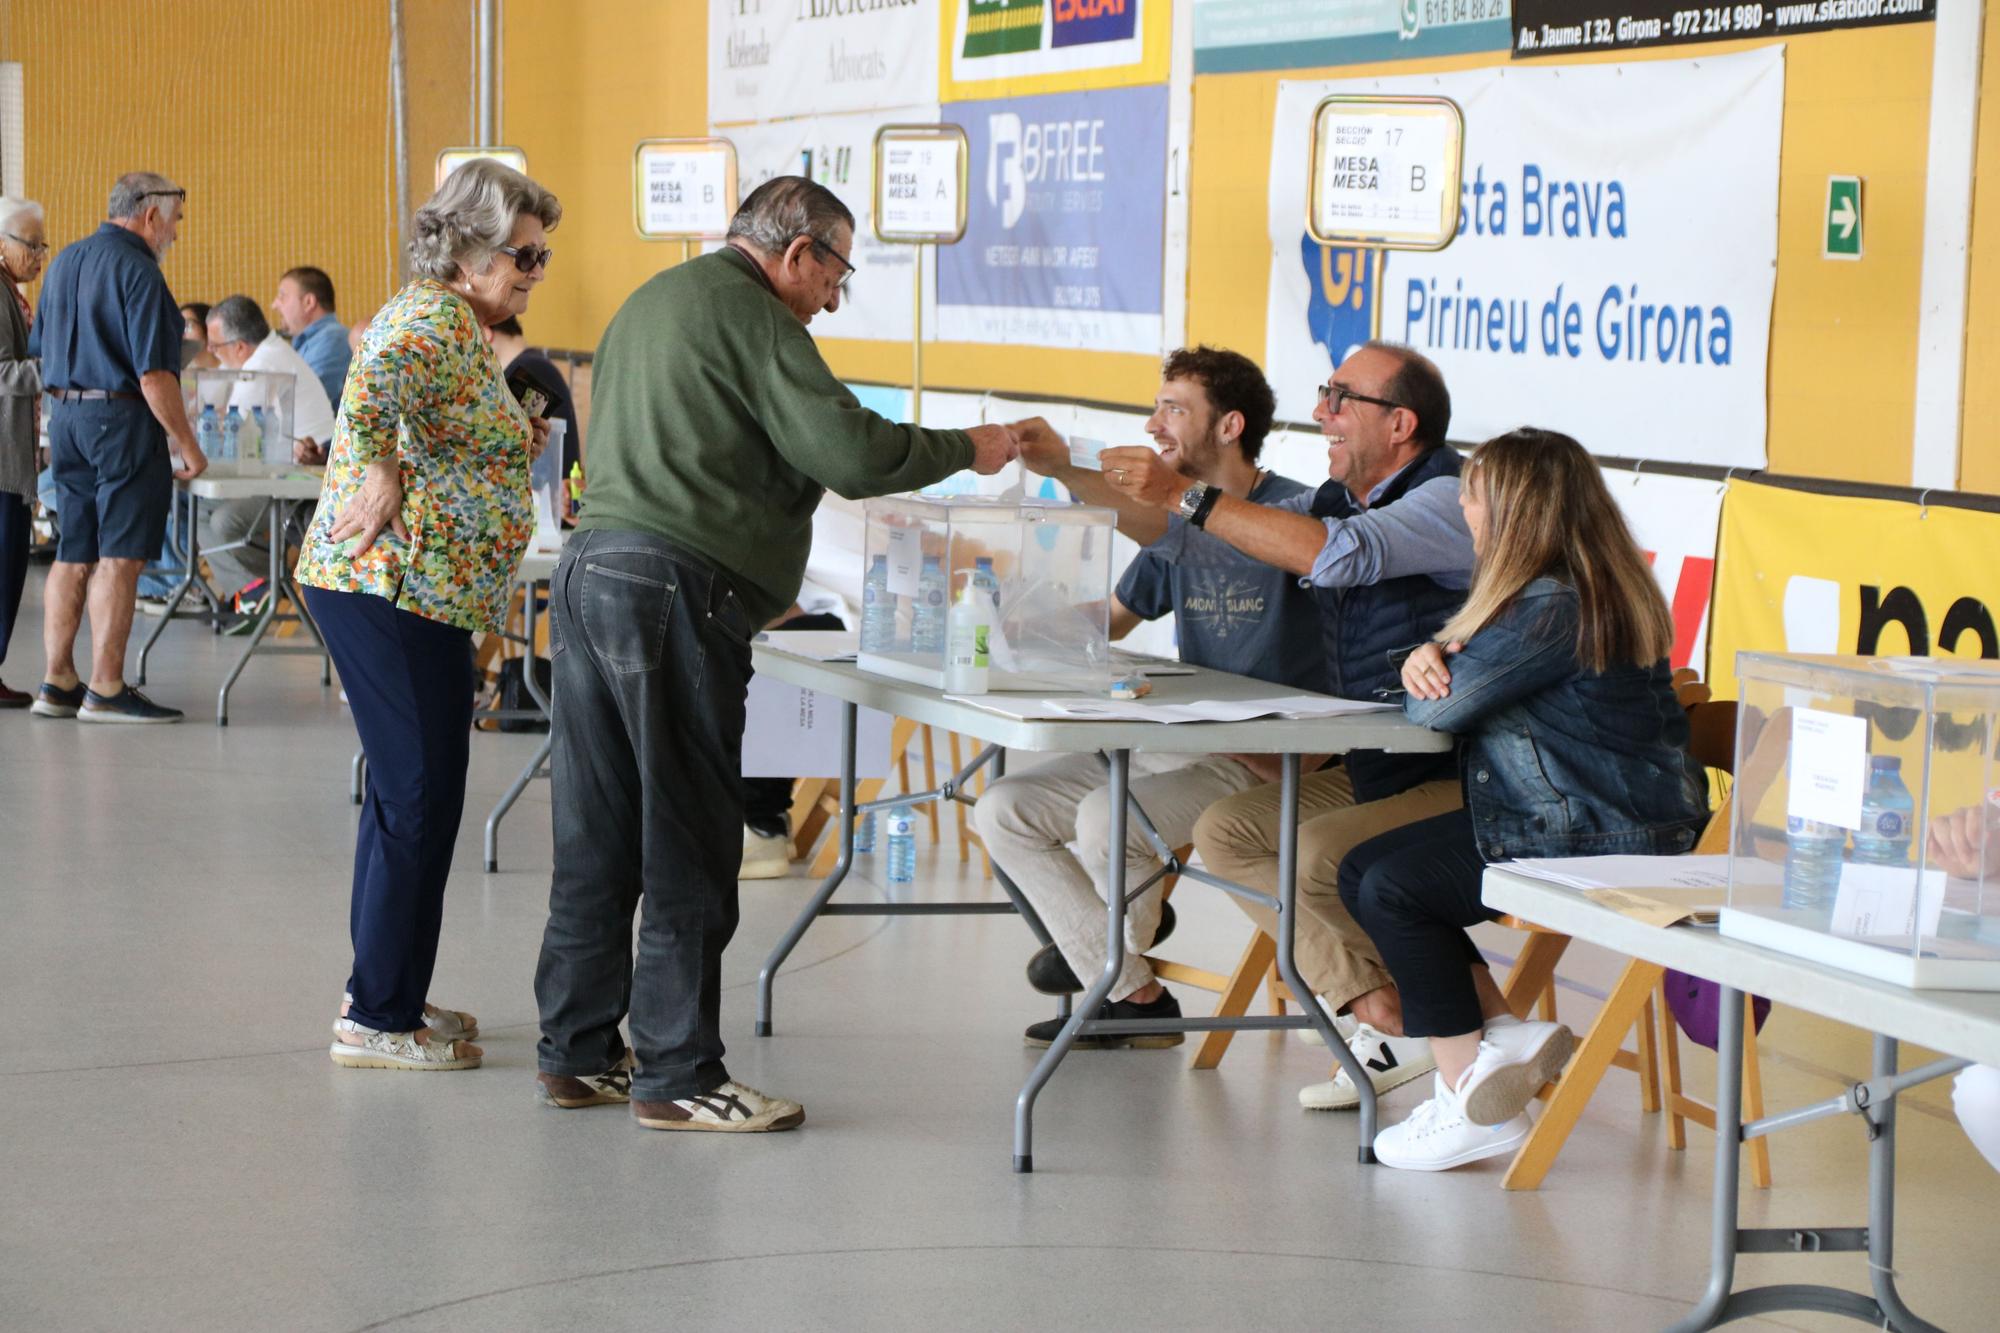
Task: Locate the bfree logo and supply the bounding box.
[1053,0,1136,49]
[964,0,1046,58]
[985,109,1110,229]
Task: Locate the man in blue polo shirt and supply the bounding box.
[974,347,1325,1049]
[272,265,350,408]
[31,171,207,723]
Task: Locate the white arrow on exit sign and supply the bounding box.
[1831,196,1856,239]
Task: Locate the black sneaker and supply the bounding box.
[1024,989,1184,1050]
[1025,901,1177,996]
[78,685,184,724]
[30,680,87,718]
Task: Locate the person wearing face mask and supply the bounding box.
[531,176,1019,1135]
[0,196,48,707]
[1102,341,1476,1110]
[968,347,1326,1048]
[30,172,206,724]
[293,158,560,1073]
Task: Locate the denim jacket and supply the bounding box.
[1403,577,1709,862]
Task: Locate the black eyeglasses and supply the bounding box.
[1317,383,1408,415]
[496,243,554,273]
[2,232,46,255]
[804,236,855,291]
[142,189,187,201]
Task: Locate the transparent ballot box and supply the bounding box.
[1720,653,2000,989]
[184,369,296,467]
[858,495,1115,692]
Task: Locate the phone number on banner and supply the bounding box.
[1512,0,1933,56]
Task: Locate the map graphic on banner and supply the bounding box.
[708,0,937,125]
[1512,1,1933,57]
[946,0,1166,96]
[1194,0,1512,74]
[720,105,943,344]
[1266,48,1782,468]
[937,84,1169,353]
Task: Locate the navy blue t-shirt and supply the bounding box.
[31,223,182,391]
[1115,471,1327,691]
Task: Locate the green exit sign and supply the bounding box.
[1825,176,1863,260]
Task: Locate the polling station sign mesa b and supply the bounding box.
[633,137,739,241]
[1308,95,1465,252]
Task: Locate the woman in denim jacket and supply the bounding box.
[1337,428,1709,1171]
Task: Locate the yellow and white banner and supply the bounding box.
[1707,480,2000,698]
[943,0,1170,100]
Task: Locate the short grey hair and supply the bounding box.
[406,158,561,282]
[725,176,854,256]
[209,294,270,347]
[108,172,180,221]
[0,196,43,233]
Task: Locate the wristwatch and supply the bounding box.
[1178,480,1222,528]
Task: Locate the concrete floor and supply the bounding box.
[2,566,1997,1332]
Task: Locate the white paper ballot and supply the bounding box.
[885,525,921,598]
[742,679,892,779]
[753,630,858,662]
[1068,435,1108,470]
[1787,708,1868,831]
[943,694,1395,724]
[1830,862,1949,941]
[1502,854,1734,892]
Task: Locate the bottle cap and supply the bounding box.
[1868,755,1901,773]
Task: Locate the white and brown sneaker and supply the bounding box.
[632,1080,804,1133]
[536,1050,636,1108]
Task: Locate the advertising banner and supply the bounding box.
[937,84,1170,353]
[1266,48,1783,467]
[709,0,937,125]
[944,0,1170,99]
[1194,0,1512,74]
[1707,481,2000,698]
[1603,468,1725,672]
[720,105,943,343]
[1513,0,1932,57]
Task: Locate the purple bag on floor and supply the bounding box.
[1662,969,1772,1051]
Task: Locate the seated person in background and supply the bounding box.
[488,315,581,517]
[197,295,337,621]
[740,595,847,880]
[272,264,350,407]
[1337,428,1708,1171]
[180,302,218,370]
[1923,805,2000,1173]
[1104,341,1474,1106]
[973,346,1326,1049]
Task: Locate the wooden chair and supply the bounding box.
[1491,682,1779,1191]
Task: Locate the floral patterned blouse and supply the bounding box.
[294,279,533,635]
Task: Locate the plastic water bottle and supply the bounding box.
[885,804,916,884]
[853,808,877,855]
[972,556,1000,610]
[1783,815,1846,911]
[945,574,992,694]
[220,406,241,461]
[912,556,947,656]
[860,554,898,653]
[197,404,220,459]
[1852,756,1915,866]
[239,406,264,463]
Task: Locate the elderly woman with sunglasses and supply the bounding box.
[295,159,560,1071]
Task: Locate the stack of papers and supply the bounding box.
[1502,854,1731,892]
[755,631,859,662]
[943,694,1396,724]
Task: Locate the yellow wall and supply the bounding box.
[1191,26,1935,486]
[1962,8,2000,495]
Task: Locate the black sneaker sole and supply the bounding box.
[1023,1031,1186,1050]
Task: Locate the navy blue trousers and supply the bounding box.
[303,585,476,1033]
[1338,807,1494,1038]
[0,491,27,666]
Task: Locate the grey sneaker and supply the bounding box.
[78,685,184,724]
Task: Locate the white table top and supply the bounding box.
[752,644,1454,758]
[1484,867,2000,1067]
[186,462,325,501]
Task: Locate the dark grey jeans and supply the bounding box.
[534,529,756,1101]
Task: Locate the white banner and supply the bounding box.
[1266,48,1783,468]
[709,0,938,125]
[719,105,942,344]
[1603,467,1725,673]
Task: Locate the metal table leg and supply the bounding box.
[483,577,552,871]
[757,701,859,1036]
[136,489,215,685]
[350,748,367,805]
[215,497,280,725]
[1013,748,1130,1173]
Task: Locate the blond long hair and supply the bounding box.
[1438,429,1675,673]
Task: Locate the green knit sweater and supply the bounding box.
[575,247,973,623]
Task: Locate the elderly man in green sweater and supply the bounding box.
[534,177,1017,1134]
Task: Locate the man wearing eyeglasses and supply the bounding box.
[1102,340,1475,1111]
[29,172,206,724]
[533,176,1018,1136]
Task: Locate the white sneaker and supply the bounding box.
[1373,1074,1531,1172]
[740,823,792,880]
[1456,1019,1576,1127]
[1300,1020,1438,1110]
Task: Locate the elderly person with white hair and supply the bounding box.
[0,196,46,706]
[294,158,559,1071]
